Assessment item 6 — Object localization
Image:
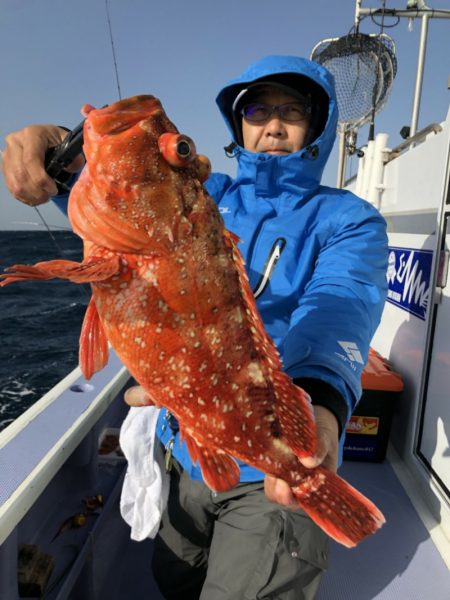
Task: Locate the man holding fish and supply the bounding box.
[1,55,388,599]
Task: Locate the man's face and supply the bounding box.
[241,87,310,155]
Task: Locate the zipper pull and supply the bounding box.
[164,437,174,472]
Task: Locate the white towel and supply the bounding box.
[119,405,170,541]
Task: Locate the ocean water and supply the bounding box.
[0,231,88,431]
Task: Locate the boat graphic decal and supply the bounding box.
[386,246,433,320]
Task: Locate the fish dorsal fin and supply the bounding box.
[223,228,283,368]
[272,371,317,459]
[79,297,109,380]
[223,229,316,459]
[183,429,240,492]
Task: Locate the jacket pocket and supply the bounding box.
[282,509,329,571]
[244,509,328,600]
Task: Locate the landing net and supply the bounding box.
[311,33,397,131]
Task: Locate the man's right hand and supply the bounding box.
[1,124,85,206]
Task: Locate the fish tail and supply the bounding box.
[291,466,385,547]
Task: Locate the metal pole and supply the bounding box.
[336,130,347,188]
[354,0,362,32]
[358,8,450,19]
[410,13,430,137]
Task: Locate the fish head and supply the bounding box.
[83,94,210,185]
[69,95,211,252]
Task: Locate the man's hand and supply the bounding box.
[124,387,340,509]
[1,124,85,206]
[264,405,339,508]
[124,385,160,407]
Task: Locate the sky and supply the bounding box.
[0,0,449,230]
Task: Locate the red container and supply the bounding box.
[343,349,404,462]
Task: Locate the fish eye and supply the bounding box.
[176,139,192,158]
[158,133,197,167]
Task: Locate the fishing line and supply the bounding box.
[105,0,123,100]
[16,1,121,299]
[28,1,123,292]
[32,206,92,301]
[33,206,66,256]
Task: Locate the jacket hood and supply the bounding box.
[216,55,339,189]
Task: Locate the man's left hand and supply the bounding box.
[264,405,339,508]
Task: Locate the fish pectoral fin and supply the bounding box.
[79,297,109,379]
[45,256,120,283]
[183,432,240,492]
[0,256,120,286]
[0,262,65,285]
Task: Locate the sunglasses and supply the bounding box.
[241,102,312,123]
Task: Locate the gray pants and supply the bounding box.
[152,458,328,600]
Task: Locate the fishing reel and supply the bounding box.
[44,119,85,192]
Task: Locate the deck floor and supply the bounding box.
[95,459,450,600]
[316,459,450,600]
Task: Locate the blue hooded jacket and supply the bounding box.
[156,55,388,480]
[52,55,388,481]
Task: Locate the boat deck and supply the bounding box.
[317,459,450,600]
[95,458,450,600]
[1,365,448,600]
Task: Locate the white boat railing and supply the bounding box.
[0,351,130,546]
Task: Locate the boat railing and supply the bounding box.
[386,122,443,162]
[0,351,130,546]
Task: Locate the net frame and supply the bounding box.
[311,32,397,132]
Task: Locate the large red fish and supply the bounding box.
[1,95,384,547]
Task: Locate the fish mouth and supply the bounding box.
[88,95,164,135]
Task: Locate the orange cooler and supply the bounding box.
[343,349,404,461]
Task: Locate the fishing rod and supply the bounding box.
[44,0,121,184]
[37,119,87,258]
[41,0,120,204]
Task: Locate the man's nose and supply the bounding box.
[265,116,286,136]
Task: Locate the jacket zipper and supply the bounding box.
[253,237,287,299]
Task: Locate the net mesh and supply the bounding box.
[311,33,397,130]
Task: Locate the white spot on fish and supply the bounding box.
[272,438,292,456]
[232,307,244,323]
[247,362,265,384]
